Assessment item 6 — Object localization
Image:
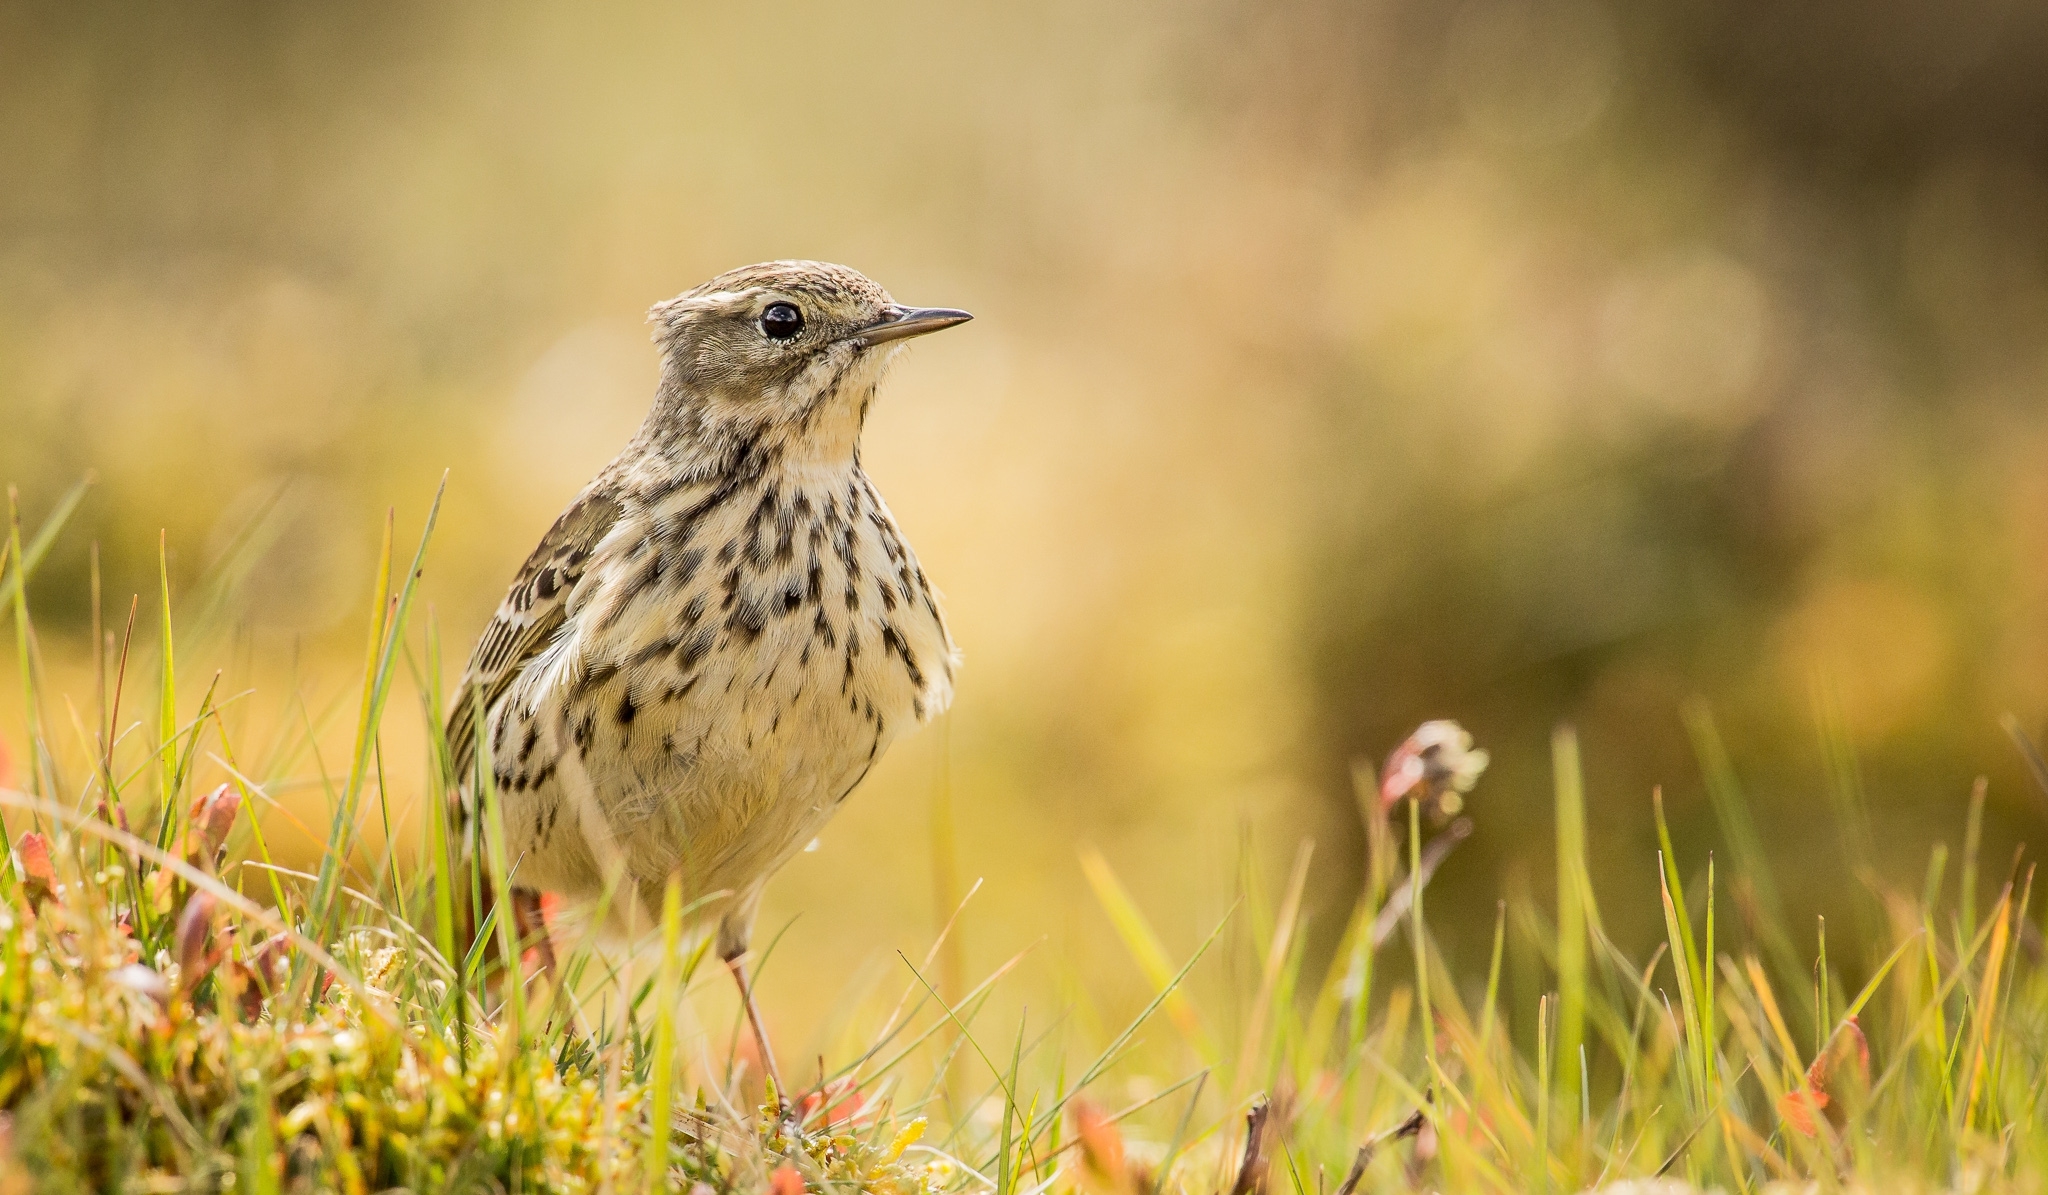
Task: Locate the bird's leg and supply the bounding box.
[512,887,560,986]
[726,952,787,1117]
[513,888,595,1047]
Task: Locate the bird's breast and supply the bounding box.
[531,464,955,891]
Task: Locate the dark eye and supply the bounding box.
[760,302,804,340]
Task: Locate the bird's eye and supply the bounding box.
[760,302,805,340]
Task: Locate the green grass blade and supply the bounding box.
[156,529,177,811]
[1479,898,1507,1054]
[1961,778,1986,942]
[646,874,684,1189]
[1683,702,1802,991]
[312,476,446,934]
[0,474,93,600]
[6,495,38,811]
[1554,726,1590,1123]
[1021,903,1236,1147]
[1080,845,1213,1059]
[3,476,93,805]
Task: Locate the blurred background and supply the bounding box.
[6,0,2048,1063]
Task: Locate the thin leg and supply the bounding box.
[727,953,786,1113]
[512,887,559,983]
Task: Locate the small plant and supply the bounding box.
[0,483,973,1192]
[3,478,2047,1193]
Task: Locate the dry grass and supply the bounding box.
[3,482,2047,1193]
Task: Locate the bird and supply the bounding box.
[445,261,969,1100]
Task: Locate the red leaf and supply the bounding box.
[1781,1016,1868,1136]
[175,892,219,991]
[230,961,268,1021]
[769,1164,806,1195]
[14,833,55,904]
[1778,1088,1827,1137]
[189,784,241,860]
[1071,1100,1131,1187]
[797,1080,866,1127]
[250,931,290,987]
[1809,1016,1870,1091]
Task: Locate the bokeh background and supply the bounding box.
[7,0,2048,1059]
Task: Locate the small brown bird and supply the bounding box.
[447,261,968,1095]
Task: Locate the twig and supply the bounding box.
[1655,1062,1752,1176]
[1333,1107,1426,1195]
[1230,1099,1270,1195]
[1369,817,1474,947]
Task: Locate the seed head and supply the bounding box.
[1379,720,1490,819]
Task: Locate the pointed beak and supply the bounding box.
[854,305,973,347]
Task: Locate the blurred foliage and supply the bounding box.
[6,0,2048,1046]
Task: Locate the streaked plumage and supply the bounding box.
[448,261,966,991]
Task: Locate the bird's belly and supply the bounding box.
[615,687,892,895]
[539,615,925,907]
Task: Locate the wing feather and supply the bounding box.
[446,487,623,795]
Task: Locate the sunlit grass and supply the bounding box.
[2,480,2046,1193]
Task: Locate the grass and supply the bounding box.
[3,478,2047,1193]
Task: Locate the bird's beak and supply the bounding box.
[854,305,973,347]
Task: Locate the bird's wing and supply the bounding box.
[446,487,624,793]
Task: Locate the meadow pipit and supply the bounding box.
[447,262,969,1095]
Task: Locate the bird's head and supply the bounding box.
[644,261,970,463]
